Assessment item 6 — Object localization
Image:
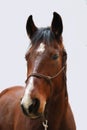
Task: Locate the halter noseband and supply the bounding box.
[25,66,65,83]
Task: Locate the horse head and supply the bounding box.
[21,12,67,120]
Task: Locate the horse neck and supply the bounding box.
[46,82,68,130]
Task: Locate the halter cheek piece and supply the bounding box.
[25,66,65,130]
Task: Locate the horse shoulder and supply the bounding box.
[0,86,25,130]
[0,86,24,98]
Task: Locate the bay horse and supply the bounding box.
[0,12,76,130]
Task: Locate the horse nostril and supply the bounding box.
[28,98,40,114]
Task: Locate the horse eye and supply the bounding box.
[52,54,59,60]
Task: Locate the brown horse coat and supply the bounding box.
[0,12,76,130]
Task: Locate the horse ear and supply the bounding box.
[26,15,38,39]
[51,12,63,38]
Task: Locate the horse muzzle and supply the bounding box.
[20,97,46,119]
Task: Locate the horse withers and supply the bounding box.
[0,12,76,130]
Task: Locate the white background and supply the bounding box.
[0,0,87,129]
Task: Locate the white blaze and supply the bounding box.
[21,43,45,112]
[21,77,34,110]
[37,43,45,53]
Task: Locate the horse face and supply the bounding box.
[21,42,63,118]
[21,12,66,119]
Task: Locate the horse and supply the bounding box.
[0,12,76,130]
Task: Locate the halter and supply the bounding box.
[25,66,65,83]
[25,66,65,130]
